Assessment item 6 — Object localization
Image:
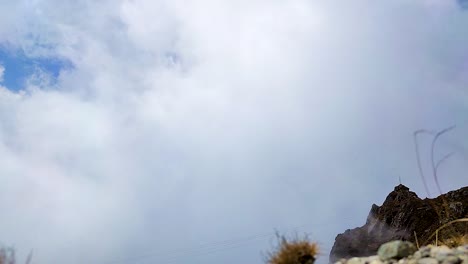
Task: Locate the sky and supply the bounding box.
[0,47,73,90]
[0,1,467,264]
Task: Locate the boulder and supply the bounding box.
[377,240,416,260]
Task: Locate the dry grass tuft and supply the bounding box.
[265,233,319,264]
[439,233,468,248]
[429,218,468,247]
[0,247,32,264]
[0,247,16,264]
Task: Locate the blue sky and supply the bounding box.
[0,1,467,264]
[0,46,72,91]
[459,0,468,8]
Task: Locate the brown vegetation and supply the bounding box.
[265,233,319,264]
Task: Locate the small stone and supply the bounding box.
[459,255,467,264]
[435,246,455,261]
[370,260,383,264]
[419,246,432,258]
[431,245,451,258]
[462,257,467,264]
[336,258,348,264]
[441,256,461,264]
[413,252,422,260]
[455,246,467,255]
[378,241,417,261]
[362,256,381,264]
[347,257,363,264]
[407,259,418,264]
[366,256,381,262]
[417,258,438,264]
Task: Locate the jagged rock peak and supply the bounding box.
[382,184,419,204]
[329,184,468,264]
[394,184,409,191]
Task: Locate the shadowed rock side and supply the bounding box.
[329,184,468,263]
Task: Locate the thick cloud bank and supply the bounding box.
[0,1,467,264]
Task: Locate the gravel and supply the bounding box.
[333,241,467,264]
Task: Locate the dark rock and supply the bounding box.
[329,184,468,263]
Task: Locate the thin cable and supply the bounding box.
[103,224,309,264]
[414,129,433,197]
[142,237,270,264]
[430,125,456,195]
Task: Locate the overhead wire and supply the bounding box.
[103,223,312,264]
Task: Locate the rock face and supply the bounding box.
[329,184,468,263]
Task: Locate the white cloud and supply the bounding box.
[0,1,467,264]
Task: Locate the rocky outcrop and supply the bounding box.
[329,184,468,263]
